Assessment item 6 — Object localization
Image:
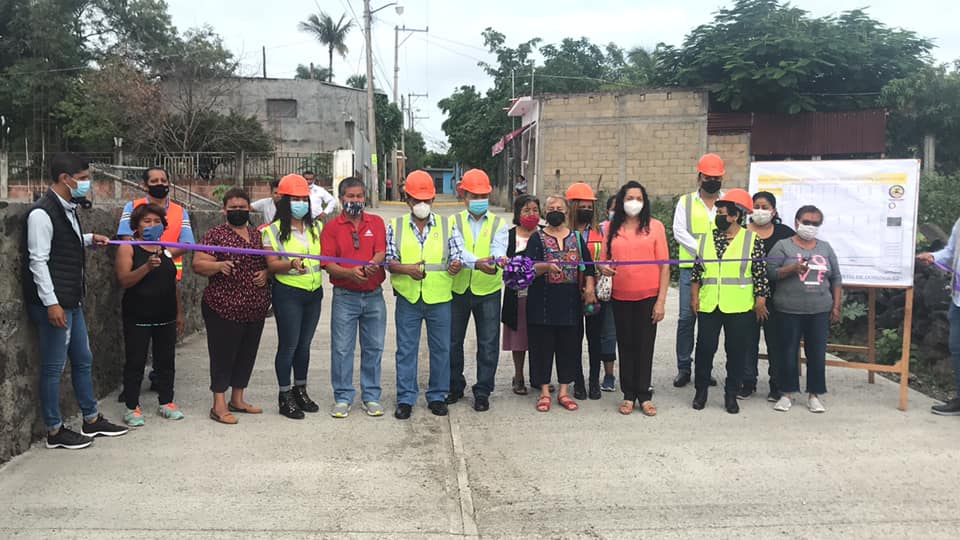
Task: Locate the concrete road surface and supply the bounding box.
[1,203,958,539]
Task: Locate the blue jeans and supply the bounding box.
[272,282,323,390]
[744,310,780,393]
[395,296,451,405]
[600,301,617,358]
[676,267,696,372]
[330,287,387,404]
[778,312,829,395]
[948,303,960,394]
[28,304,99,430]
[449,290,501,398]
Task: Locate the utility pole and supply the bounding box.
[393,25,428,103]
[262,46,267,78]
[407,92,428,130]
[363,0,379,206]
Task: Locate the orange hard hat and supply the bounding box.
[697,153,725,177]
[565,182,596,201]
[460,168,492,195]
[404,170,436,200]
[277,174,311,197]
[719,188,754,214]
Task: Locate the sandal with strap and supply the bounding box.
[618,400,635,415]
[512,377,529,396]
[536,395,551,412]
[639,401,657,417]
[209,408,238,425]
[557,394,579,411]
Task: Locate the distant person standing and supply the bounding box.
[251,180,281,226]
[919,218,960,416]
[303,170,337,221]
[514,174,528,197]
[385,178,393,201]
[24,152,128,449]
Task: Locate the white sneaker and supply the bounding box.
[773,396,793,412]
[808,395,826,413]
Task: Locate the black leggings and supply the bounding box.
[528,323,581,386]
[203,302,265,393]
[613,298,657,402]
[122,317,176,410]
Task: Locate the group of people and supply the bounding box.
[28,149,960,452]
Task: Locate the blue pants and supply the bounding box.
[272,282,323,390]
[449,290,501,398]
[330,287,387,404]
[744,310,780,393]
[950,304,960,395]
[28,304,99,431]
[395,296,451,405]
[778,312,829,395]
[676,267,696,372]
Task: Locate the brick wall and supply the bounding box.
[533,90,709,199]
[707,133,751,189]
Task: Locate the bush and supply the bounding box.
[651,195,681,282]
[918,171,960,233]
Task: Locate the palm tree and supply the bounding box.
[345,74,367,89]
[298,12,354,83]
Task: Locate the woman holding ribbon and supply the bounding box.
[742,191,795,402]
[502,194,541,395]
[600,182,669,416]
[193,188,271,424]
[526,195,597,412]
[262,174,325,420]
[115,203,185,427]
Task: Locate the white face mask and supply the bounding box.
[623,199,644,217]
[796,224,819,241]
[751,208,773,226]
[412,202,431,219]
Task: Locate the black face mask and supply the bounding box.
[148,184,170,199]
[576,209,594,224]
[546,211,566,227]
[226,210,250,226]
[715,214,733,231]
[701,179,722,194]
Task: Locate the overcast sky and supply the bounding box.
[166,0,960,151]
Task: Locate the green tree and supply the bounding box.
[403,129,427,170]
[294,65,332,81]
[298,12,354,83]
[345,74,367,89]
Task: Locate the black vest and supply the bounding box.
[22,189,86,308]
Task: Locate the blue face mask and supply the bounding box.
[290,200,310,219]
[142,224,164,241]
[69,178,91,198]
[468,199,489,215]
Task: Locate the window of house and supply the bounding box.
[266,99,298,118]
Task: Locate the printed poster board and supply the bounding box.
[748,159,921,287]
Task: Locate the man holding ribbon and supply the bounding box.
[918,220,960,416]
[446,169,508,412]
[387,170,465,420]
[321,177,388,419]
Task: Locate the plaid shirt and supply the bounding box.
[386,213,465,263]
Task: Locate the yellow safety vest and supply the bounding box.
[699,229,756,314]
[452,210,503,296]
[262,221,324,292]
[390,215,455,305]
[678,192,715,269]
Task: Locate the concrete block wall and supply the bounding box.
[535,90,709,198]
[707,133,752,189]
[0,202,227,464]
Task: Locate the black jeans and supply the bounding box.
[575,306,617,387]
[122,317,176,409]
[694,309,755,394]
[203,301,266,393]
[744,310,780,393]
[528,323,580,387]
[613,298,657,402]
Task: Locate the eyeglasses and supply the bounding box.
[351,231,360,250]
[800,220,822,226]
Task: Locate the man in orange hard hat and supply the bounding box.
[446,169,509,412]
[386,170,466,420]
[672,153,726,389]
[689,188,770,414]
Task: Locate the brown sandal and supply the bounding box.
[536,395,551,412]
[228,403,263,414]
[618,400,635,415]
[557,394,579,411]
[209,409,238,424]
[639,401,657,417]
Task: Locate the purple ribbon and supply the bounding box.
[933,261,960,292]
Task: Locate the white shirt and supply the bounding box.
[309,184,337,218]
[251,197,277,224]
[27,191,94,307]
[672,190,722,258]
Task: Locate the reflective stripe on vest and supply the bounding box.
[390,215,454,305]
[135,198,186,280]
[452,210,503,296]
[699,230,755,314]
[678,192,713,269]
[262,221,324,291]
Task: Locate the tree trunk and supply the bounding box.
[328,46,334,83]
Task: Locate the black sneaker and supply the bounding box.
[766,389,782,403]
[279,390,305,420]
[291,385,319,413]
[692,388,708,410]
[724,393,740,414]
[445,391,464,405]
[473,395,490,412]
[80,415,129,438]
[573,383,587,401]
[46,426,94,450]
[737,385,755,400]
[931,397,960,416]
[394,403,412,420]
[673,370,691,388]
[428,400,448,416]
[588,380,602,400]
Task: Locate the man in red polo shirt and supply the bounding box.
[321,177,388,418]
